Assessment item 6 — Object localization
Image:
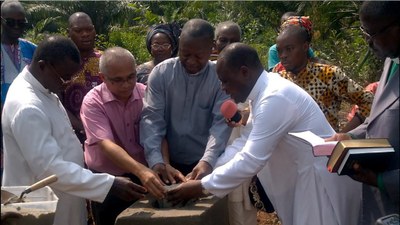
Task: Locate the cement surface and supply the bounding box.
[116,195,229,225]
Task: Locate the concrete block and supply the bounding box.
[116,195,229,225]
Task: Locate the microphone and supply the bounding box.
[220,100,242,123]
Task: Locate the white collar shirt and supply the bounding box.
[2,67,114,225]
[202,71,362,225]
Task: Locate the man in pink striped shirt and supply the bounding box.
[80,47,166,225]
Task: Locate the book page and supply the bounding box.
[289,131,338,156]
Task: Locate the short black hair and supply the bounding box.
[360,1,400,21]
[180,18,214,41]
[33,35,81,65]
[219,42,262,71]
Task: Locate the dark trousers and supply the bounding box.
[91,172,141,225]
[170,160,198,176]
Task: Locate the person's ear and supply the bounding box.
[38,60,46,71]
[239,65,249,78]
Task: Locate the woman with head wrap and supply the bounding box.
[267,13,316,71]
[272,15,373,132]
[136,22,181,84]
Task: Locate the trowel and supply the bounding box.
[1,174,58,205]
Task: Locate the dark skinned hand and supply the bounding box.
[186,161,212,180]
[153,163,186,185]
[166,180,204,206]
[109,176,147,201]
[349,163,378,187]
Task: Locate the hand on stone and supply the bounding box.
[186,161,212,180]
[166,180,203,206]
[110,176,147,201]
[153,163,186,185]
[137,168,167,199]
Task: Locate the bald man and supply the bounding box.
[59,12,102,143]
[215,21,241,53]
[1,0,36,105]
[140,18,231,184]
[212,21,258,225]
[168,43,362,225]
[2,35,147,225]
[1,0,36,186]
[81,47,166,225]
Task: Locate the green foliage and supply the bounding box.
[107,26,151,65]
[20,1,382,84]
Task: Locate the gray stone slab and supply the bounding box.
[116,195,229,225]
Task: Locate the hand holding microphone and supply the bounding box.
[220,100,242,126]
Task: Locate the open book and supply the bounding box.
[288,131,338,156]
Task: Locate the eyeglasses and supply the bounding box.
[105,73,136,86]
[1,17,28,28]
[49,63,68,84]
[151,43,171,51]
[360,21,398,39]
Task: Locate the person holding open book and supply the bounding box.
[167,43,362,225]
[327,2,399,224]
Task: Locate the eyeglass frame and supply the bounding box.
[359,20,398,39]
[151,43,172,51]
[1,17,28,28]
[103,73,136,86]
[48,62,68,84]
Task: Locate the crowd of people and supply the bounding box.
[1,0,399,225]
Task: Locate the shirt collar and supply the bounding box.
[23,67,53,96]
[183,61,210,77]
[247,70,268,101]
[392,57,399,64]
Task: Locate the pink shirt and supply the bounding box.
[81,82,147,175]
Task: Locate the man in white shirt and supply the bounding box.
[2,35,148,225]
[168,43,362,225]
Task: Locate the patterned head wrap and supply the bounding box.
[280,16,313,42]
[146,22,181,57]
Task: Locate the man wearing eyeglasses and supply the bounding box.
[1,0,36,187]
[80,47,167,225]
[327,2,399,224]
[2,35,149,225]
[1,0,36,106]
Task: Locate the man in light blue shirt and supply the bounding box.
[140,18,231,183]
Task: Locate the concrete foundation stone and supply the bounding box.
[116,195,229,225]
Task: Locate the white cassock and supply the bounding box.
[2,68,115,225]
[202,71,361,225]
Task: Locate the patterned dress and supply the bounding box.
[273,60,374,131]
[61,50,102,118]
